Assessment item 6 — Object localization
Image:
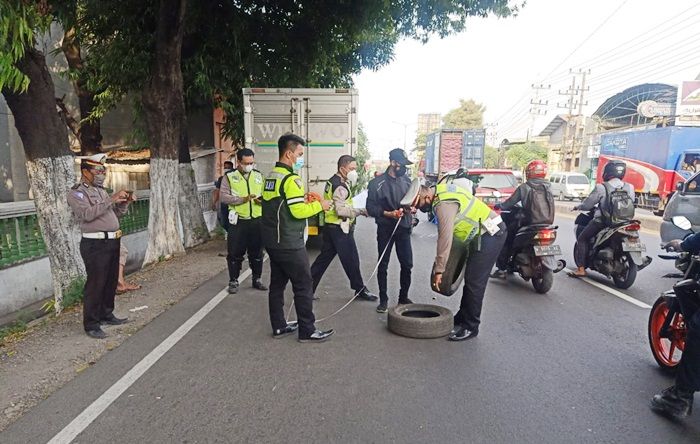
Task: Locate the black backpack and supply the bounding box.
[524,182,555,225]
[602,182,635,224]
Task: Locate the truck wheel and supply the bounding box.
[532,269,554,294]
[612,254,637,289]
[387,304,454,339]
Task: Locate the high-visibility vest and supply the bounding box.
[433,183,492,242]
[226,169,263,219]
[323,174,354,225]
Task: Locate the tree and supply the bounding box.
[506,143,548,170]
[484,145,499,168]
[1,1,85,312]
[412,133,428,159]
[352,122,371,194]
[443,99,486,129]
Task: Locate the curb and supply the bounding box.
[555,203,661,234]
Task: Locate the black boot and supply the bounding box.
[650,385,694,420]
[252,278,267,291]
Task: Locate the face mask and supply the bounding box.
[346,170,358,185]
[294,155,304,172]
[242,164,254,174]
[93,174,106,188]
[395,164,407,177]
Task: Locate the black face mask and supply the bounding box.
[394,164,407,177]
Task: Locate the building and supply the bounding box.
[417,113,441,136]
[538,114,598,174]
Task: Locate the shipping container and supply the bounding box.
[423,128,485,181]
[462,129,486,168]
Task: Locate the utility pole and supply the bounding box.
[485,122,498,147]
[557,69,589,172]
[529,83,550,143]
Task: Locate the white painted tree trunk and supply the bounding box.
[178,162,209,248]
[143,158,185,266]
[25,155,85,313]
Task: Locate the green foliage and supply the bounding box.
[506,143,548,170]
[484,145,499,168]
[443,99,486,129]
[0,319,27,343]
[62,277,87,310]
[412,132,428,160]
[352,122,371,194]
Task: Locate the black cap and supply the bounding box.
[389,148,413,165]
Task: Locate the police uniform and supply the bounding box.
[67,154,129,333]
[431,183,506,336]
[261,162,323,338]
[310,174,373,298]
[219,167,265,290]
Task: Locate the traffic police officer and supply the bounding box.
[415,181,507,341]
[310,155,378,301]
[261,134,334,343]
[219,148,267,293]
[67,153,132,339]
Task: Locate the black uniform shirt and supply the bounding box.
[366,169,412,229]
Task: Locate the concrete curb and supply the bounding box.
[555,203,661,234]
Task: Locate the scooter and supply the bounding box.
[574,210,651,289]
[648,216,697,370]
[500,207,566,294]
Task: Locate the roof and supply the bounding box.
[538,115,570,137]
[592,83,677,129]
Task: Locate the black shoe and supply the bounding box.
[272,321,298,339]
[650,386,694,420]
[252,278,268,291]
[398,297,413,305]
[376,302,388,313]
[228,280,239,294]
[356,288,378,302]
[448,326,479,341]
[298,329,334,343]
[85,328,107,339]
[490,270,507,279]
[101,314,128,325]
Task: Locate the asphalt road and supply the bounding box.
[2,213,699,443]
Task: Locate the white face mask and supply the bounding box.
[346,169,358,185]
[242,164,254,174]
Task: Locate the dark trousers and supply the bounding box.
[218,204,230,232]
[227,218,263,281]
[455,227,507,331]
[311,224,365,293]
[676,287,700,391]
[80,238,120,331]
[575,219,605,268]
[267,248,316,337]
[496,211,520,270]
[376,224,412,303]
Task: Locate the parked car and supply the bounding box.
[549,172,591,201]
[464,169,517,208]
[660,171,700,242]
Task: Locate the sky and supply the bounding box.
[352,0,700,161]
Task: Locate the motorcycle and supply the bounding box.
[648,216,697,370]
[500,207,566,294]
[574,210,651,289]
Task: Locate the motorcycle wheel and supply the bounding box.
[612,254,637,289]
[532,269,554,294]
[648,297,686,370]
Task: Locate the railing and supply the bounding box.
[0,185,214,270]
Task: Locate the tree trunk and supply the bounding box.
[178,144,210,248]
[2,48,85,313]
[140,0,188,265]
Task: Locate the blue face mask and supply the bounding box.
[294,155,304,172]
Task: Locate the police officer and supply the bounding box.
[366,148,414,313]
[414,182,507,341]
[67,153,132,339]
[261,134,334,343]
[212,160,234,232]
[219,149,267,293]
[310,155,378,302]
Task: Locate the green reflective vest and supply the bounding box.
[323,174,354,225]
[261,163,323,250]
[433,183,492,242]
[226,169,264,219]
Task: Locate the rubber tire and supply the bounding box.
[432,237,469,296]
[648,297,681,371]
[532,269,554,294]
[612,254,637,289]
[387,304,454,339]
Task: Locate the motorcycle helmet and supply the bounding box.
[525,160,547,180]
[603,160,626,181]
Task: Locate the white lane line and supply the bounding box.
[566,269,652,309]
[48,267,254,444]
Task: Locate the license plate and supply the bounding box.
[533,245,561,256]
[622,240,646,252]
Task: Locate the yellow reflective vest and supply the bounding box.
[226,169,263,219]
[432,183,492,242]
[323,174,354,225]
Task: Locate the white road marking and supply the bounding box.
[566,269,652,309]
[47,267,255,444]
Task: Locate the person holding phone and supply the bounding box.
[219,148,267,294]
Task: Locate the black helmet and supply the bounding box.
[603,160,626,181]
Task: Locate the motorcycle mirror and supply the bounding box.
[672,215,692,231]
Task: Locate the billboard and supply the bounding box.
[676,80,700,127]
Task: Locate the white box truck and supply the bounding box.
[242,88,359,237]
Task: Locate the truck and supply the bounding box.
[423,128,485,183]
[242,88,359,237]
[597,126,700,213]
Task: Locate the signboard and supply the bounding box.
[677,80,700,127]
[637,100,674,118]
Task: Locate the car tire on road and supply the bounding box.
[387,304,454,339]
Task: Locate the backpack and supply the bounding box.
[602,182,635,224]
[524,182,555,225]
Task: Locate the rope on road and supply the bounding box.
[285,217,403,324]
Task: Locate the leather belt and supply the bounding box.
[83,229,122,240]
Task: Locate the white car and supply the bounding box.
[549,172,591,201]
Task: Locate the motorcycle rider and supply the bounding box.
[650,233,700,419]
[492,159,553,278]
[571,160,634,277]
